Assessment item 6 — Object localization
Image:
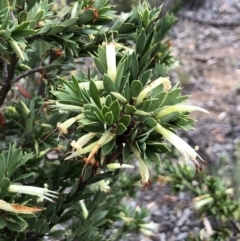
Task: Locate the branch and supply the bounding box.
[11,66,44,84]
[0,54,18,107]
[0,56,8,80]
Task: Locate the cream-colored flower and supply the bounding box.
[71,133,97,153]
[155,104,209,119]
[136,77,171,104]
[65,130,115,161]
[9,184,58,202]
[105,42,117,83]
[79,81,104,90]
[154,123,207,171]
[57,113,84,135]
[139,221,158,237]
[86,130,116,162]
[192,194,213,209]
[80,200,89,219]
[130,144,150,189]
[0,200,44,214]
[107,163,134,170]
[90,179,111,193]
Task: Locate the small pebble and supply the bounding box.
[176,232,188,240]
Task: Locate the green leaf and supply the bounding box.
[125,104,136,114]
[90,105,104,122]
[146,142,170,153]
[102,105,109,116]
[7,38,26,61]
[142,9,150,27]
[69,182,79,197]
[104,112,114,125]
[82,164,93,182]
[105,95,112,107]
[78,9,95,25]
[0,8,10,30]
[144,118,157,128]
[89,81,101,108]
[34,9,45,22]
[19,11,28,23]
[0,157,5,181]
[57,161,70,178]
[62,17,78,27]
[130,80,143,98]
[109,100,120,123]
[118,115,131,127]
[115,60,125,90]
[26,0,38,11]
[12,172,35,182]
[12,29,35,37]
[139,69,151,87]
[159,112,180,123]
[163,88,182,105]
[122,142,131,162]
[103,74,116,94]
[0,0,9,10]
[146,152,161,165]
[0,177,10,191]
[45,25,65,35]
[136,28,146,55]
[94,57,106,75]
[110,92,127,104]
[139,44,157,70]
[10,153,33,175]
[116,123,127,135]
[7,222,23,232]
[0,215,6,229]
[131,52,139,80]
[7,148,21,174]
[102,137,115,155]
[37,23,52,34]
[83,123,105,133]
[97,45,107,69]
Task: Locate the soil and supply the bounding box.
[129,1,240,240]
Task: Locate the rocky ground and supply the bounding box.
[127,0,240,240]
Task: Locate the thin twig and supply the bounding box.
[0,54,18,107]
[11,66,44,84]
[0,56,8,80]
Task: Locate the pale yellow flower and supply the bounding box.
[154,123,207,171]
[9,183,58,202]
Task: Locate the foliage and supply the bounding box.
[158,161,240,240]
[0,0,210,240]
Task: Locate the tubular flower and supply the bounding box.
[107,163,134,170]
[105,42,117,83]
[139,221,158,237]
[130,144,150,189]
[57,113,84,135]
[90,179,111,193]
[0,200,44,214]
[155,104,209,119]
[71,133,97,154]
[80,200,89,219]
[79,81,104,90]
[8,184,58,202]
[65,130,115,161]
[154,123,207,171]
[136,77,171,104]
[192,194,213,210]
[86,130,116,163]
[65,141,98,160]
